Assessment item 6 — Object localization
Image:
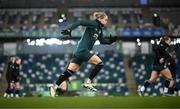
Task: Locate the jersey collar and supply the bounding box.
[95,19,104,27]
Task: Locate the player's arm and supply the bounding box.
[6,63,11,73]
[61,20,98,36]
[163,50,172,59]
[15,66,21,81]
[98,34,117,44]
[70,20,98,30]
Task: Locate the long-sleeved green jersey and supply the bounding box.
[69,19,113,53]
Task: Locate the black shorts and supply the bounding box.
[6,74,20,83]
[152,64,168,73]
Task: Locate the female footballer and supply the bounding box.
[49,12,117,97]
[4,57,21,98]
[138,35,174,96]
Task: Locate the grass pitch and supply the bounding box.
[0,96,180,108]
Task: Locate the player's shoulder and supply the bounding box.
[85,19,99,25]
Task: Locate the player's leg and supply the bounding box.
[4,74,12,98]
[60,77,73,90]
[163,79,177,95]
[161,68,174,95]
[49,62,80,97]
[14,82,20,98]
[164,79,170,94]
[174,86,179,96]
[13,76,21,98]
[56,81,67,96]
[9,82,15,97]
[161,68,174,88]
[163,68,179,95]
[170,73,179,96]
[3,83,10,98]
[56,77,73,96]
[56,63,79,86]
[82,55,103,92]
[163,66,173,94]
[88,55,104,80]
[138,71,159,96]
[171,71,179,94]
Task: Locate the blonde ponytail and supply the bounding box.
[93,12,107,20]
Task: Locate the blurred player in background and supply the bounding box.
[3,57,21,98]
[49,12,117,97]
[3,57,16,98]
[13,57,22,97]
[138,35,174,96]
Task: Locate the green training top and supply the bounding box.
[69,19,112,53]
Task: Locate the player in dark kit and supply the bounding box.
[13,57,22,97]
[138,36,174,96]
[163,51,179,95]
[3,57,16,98]
[3,57,21,98]
[49,12,117,97]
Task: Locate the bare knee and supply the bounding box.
[15,83,20,90]
[10,83,15,89]
[88,55,102,65]
[149,78,156,83]
[67,63,79,72]
[149,71,159,83]
[162,68,174,86]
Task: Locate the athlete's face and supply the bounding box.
[165,38,171,46]
[99,16,108,27]
[16,59,21,65]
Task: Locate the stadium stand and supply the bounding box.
[0,51,126,96]
[0,8,180,38]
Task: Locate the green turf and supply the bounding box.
[0,96,180,108]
